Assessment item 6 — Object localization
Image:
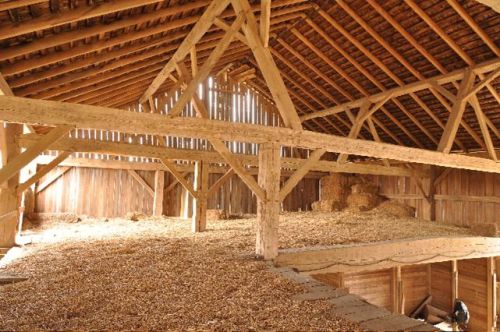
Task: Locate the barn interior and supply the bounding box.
[0,0,499,330]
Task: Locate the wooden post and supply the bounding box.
[487,257,496,331]
[0,123,22,247]
[192,160,208,232]
[421,166,436,221]
[153,170,164,216]
[452,260,458,306]
[256,142,281,260]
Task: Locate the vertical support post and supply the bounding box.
[0,123,22,247]
[392,266,404,314]
[256,142,280,260]
[487,257,496,332]
[153,170,164,216]
[192,160,208,232]
[421,166,436,221]
[452,260,458,307]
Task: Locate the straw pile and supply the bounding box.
[0,216,360,331]
[312,174,349,212]
[125,211,147,221]
[346,182,382,212]
[377,200,416,218]
[311,199,344,212]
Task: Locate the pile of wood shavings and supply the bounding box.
[0,216,359,331]
[279,210,474,248]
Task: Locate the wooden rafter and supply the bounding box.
[140,0,231,103]
[231,0,302,130]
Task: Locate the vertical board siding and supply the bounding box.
[35,167,318,218]
[458,258,488,332]
[373,170,500,226]
[430,261,453,312]
[402,265,430,316]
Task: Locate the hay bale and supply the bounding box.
[320,174,349,202]
[125,212,147,222]
[470,223,499,237]
[346,193,380,212]
[351,183,379,195]
[378,200,415,218]
[311,199,344,212]
[206,209,229,220]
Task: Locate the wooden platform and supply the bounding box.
[274,236,500,274]
[268,264,436,331]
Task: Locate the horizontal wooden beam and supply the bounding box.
[275,236,500,274]
[19,135,422,177]
[34,155,324,178]
[2,96,499,173]
[300,58,500,121]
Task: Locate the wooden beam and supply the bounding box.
[19,134,422,177]
[168,13,245,117]
[279,149,325,201]
[470,95,498,161]
[0,126,72,186]
[140,0,231,103]
[192,161,209,232]
[153,171,165,216]
[207,168,234,195]
[0,0,45,11]
[437,69,475,153]
[2,96,500,173]
[300,58,500,121]
[274,237,500,274]
[127,170,154,197]
[464,67,500,101]
[232,0,302,130]
[337,102,370,163]
[487,257,496,332]
[451,260,458,306]
[17,151,71,194]
[260,0,271,47]
[35,166,72,194]
[0,0,162,41]
[165,172,189,193]
[256,142,281,260]
[159,158,197,198]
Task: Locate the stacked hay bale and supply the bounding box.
[311,174,349,212]
[346,182,382,212]
[470,222,500,237]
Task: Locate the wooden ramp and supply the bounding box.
[274,236,500,274]
[268,264,436,331]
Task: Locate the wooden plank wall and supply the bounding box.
[430,261,453,312]
[313,267,430,313]
[458,258,488,332]
[372,169,500,226]
[35,167,318,218]
[402,265,430,316]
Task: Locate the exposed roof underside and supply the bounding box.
[0,0,498,153]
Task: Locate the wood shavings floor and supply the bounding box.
[0,214,360,331]
[0,210,470,330]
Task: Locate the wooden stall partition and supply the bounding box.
[430,261,454,313]
[402,265,431,316]
[458,258,488,331]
